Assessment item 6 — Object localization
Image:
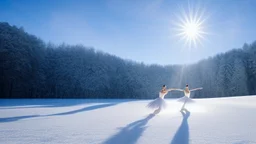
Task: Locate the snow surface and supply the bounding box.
[0,96,256,144]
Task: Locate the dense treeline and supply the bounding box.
[1,22,256,99]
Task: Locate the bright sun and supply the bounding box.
[174,6,207,48]
[184,22,199,38]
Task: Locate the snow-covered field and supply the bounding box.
[0,96,256,144]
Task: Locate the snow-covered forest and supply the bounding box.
[1,22,256,99]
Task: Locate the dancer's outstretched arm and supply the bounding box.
[190,87,203,92]
[167,88,175,92]
[172,88,184,91]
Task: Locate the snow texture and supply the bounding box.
[0,96,256,144]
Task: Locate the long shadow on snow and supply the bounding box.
[0,99,88,108]
[0,103,117,123]
[103,114,155,144]
[0,115,40,123]
[0,99,132,109]
[170,109,190,144]
[45,103,116,116]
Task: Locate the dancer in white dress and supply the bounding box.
[147,85,174,114]
[174,84,202,111]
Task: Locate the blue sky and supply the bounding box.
[1,0,256,65]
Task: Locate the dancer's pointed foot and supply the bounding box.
[180,107,188,112]
[180,108,189,113]
[153,108,161,114]
[183,108,188,112]
[153,112,157,115]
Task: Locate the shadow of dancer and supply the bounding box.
[0,115,40,123]
[170,109,190,144]
[103,114,155,144]
[45,103,116,116]
[0,103,117,123]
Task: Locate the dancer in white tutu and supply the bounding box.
[147,85,174,114]
[174,84,202,111]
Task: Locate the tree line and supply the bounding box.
[1,22,256,99]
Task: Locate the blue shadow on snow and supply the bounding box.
[170,109,190,144]
[0,103,117,123]
[103,114,155,144]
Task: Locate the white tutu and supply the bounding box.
[177,96,195,103]
[147,97,167,109]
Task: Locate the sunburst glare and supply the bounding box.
[173,4,208,49]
